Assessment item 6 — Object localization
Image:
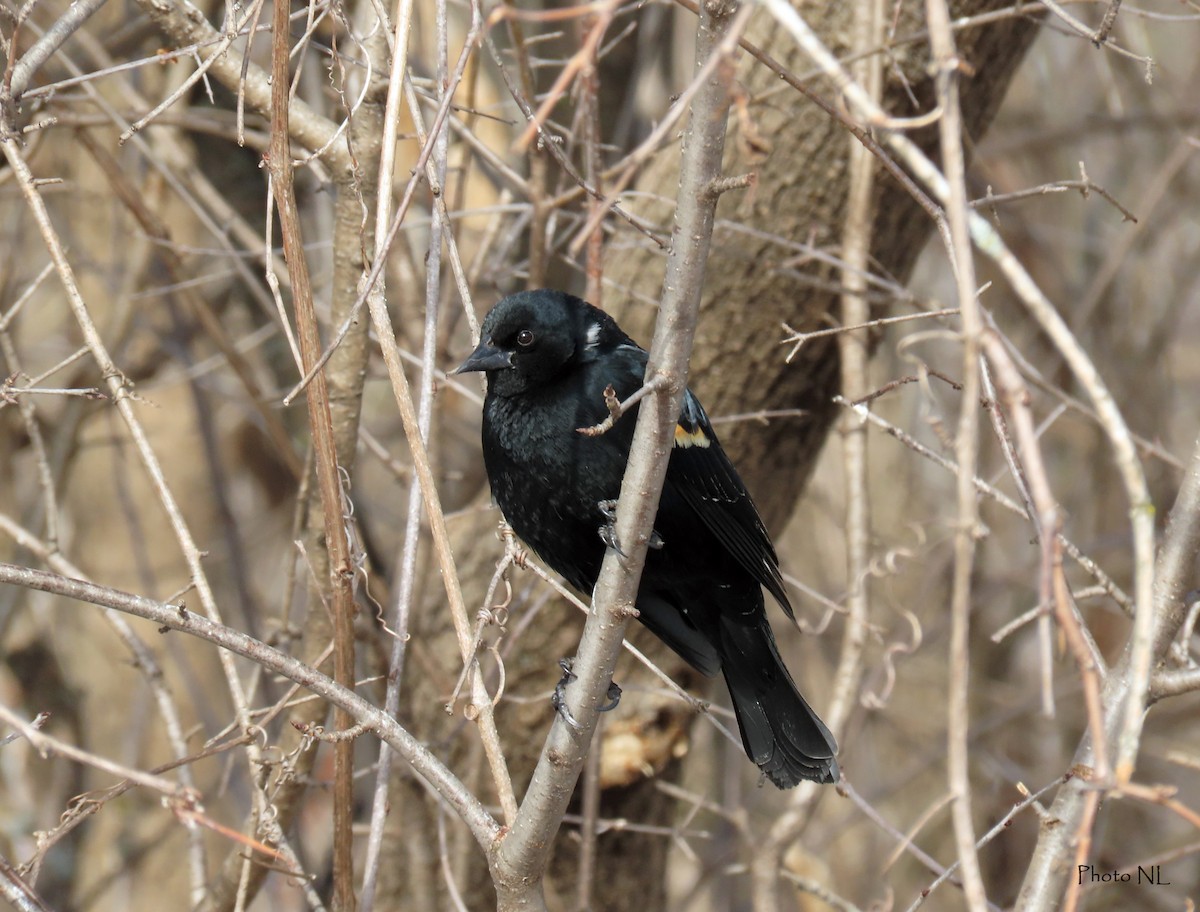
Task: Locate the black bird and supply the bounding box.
[457,289,838,787]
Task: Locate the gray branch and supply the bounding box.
[8,0,111,99]
[132,0,346,171]
[487,2,749,909]
[1016,434,1200,909]
[0,561,501,853]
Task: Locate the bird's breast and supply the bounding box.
[482,393,627,524]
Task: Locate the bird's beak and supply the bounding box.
[454,339,512,374]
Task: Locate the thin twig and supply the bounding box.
[781,308,959,363]
[923,3,989,907]
[575,377,666,436]
[905,776,1068,911]
[1040,0,1152,73]
[969,173,1137,223]
[0,704,191,800]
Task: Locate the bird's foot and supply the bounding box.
[598,523,626,558]
[597,501,626,557]
[598,680,622,713]
[597,499,664,554]
[551,658,623,725]
[552,659,581,729]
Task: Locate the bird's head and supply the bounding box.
[455,289,624,397]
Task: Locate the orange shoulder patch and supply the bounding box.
[674,424,711,449]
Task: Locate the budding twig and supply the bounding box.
[576,376,668,437]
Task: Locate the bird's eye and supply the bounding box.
[516,329,535,347]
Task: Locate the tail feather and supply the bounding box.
[718,616,838,788]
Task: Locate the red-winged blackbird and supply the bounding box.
[457,289,838,787]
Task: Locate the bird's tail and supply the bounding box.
[717,615,838,787]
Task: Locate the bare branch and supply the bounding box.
[6,0,109,98]
[575,377,667,437]
[489,2,744,906]
[1017,436,1200,909]
[923,2,989,907]
[132,0,347,170]
[0,851,54,912]
[0,561,502,850]
[265,7,359,903]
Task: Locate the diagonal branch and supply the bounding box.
[488,2,746,908]
[7,0,110,99]
[133,0,347,171]
[0,562,502,851]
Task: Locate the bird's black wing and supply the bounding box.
[665,389,795,620]
[590,340,793,618]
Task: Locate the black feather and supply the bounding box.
[458,289,838,787]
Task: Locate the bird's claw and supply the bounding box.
[597,501,626,557]
[598,680,622,713]
[551,658,623,725]
[552,659,582,729]
[599,522,627,557]
[597,499,664,554]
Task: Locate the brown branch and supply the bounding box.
[266,6,357,907]
[970,173,1137,223]
[979,340,1109,912]
[0,851,54,912]
[1095,0,1123,46]
[512,0,622,152]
